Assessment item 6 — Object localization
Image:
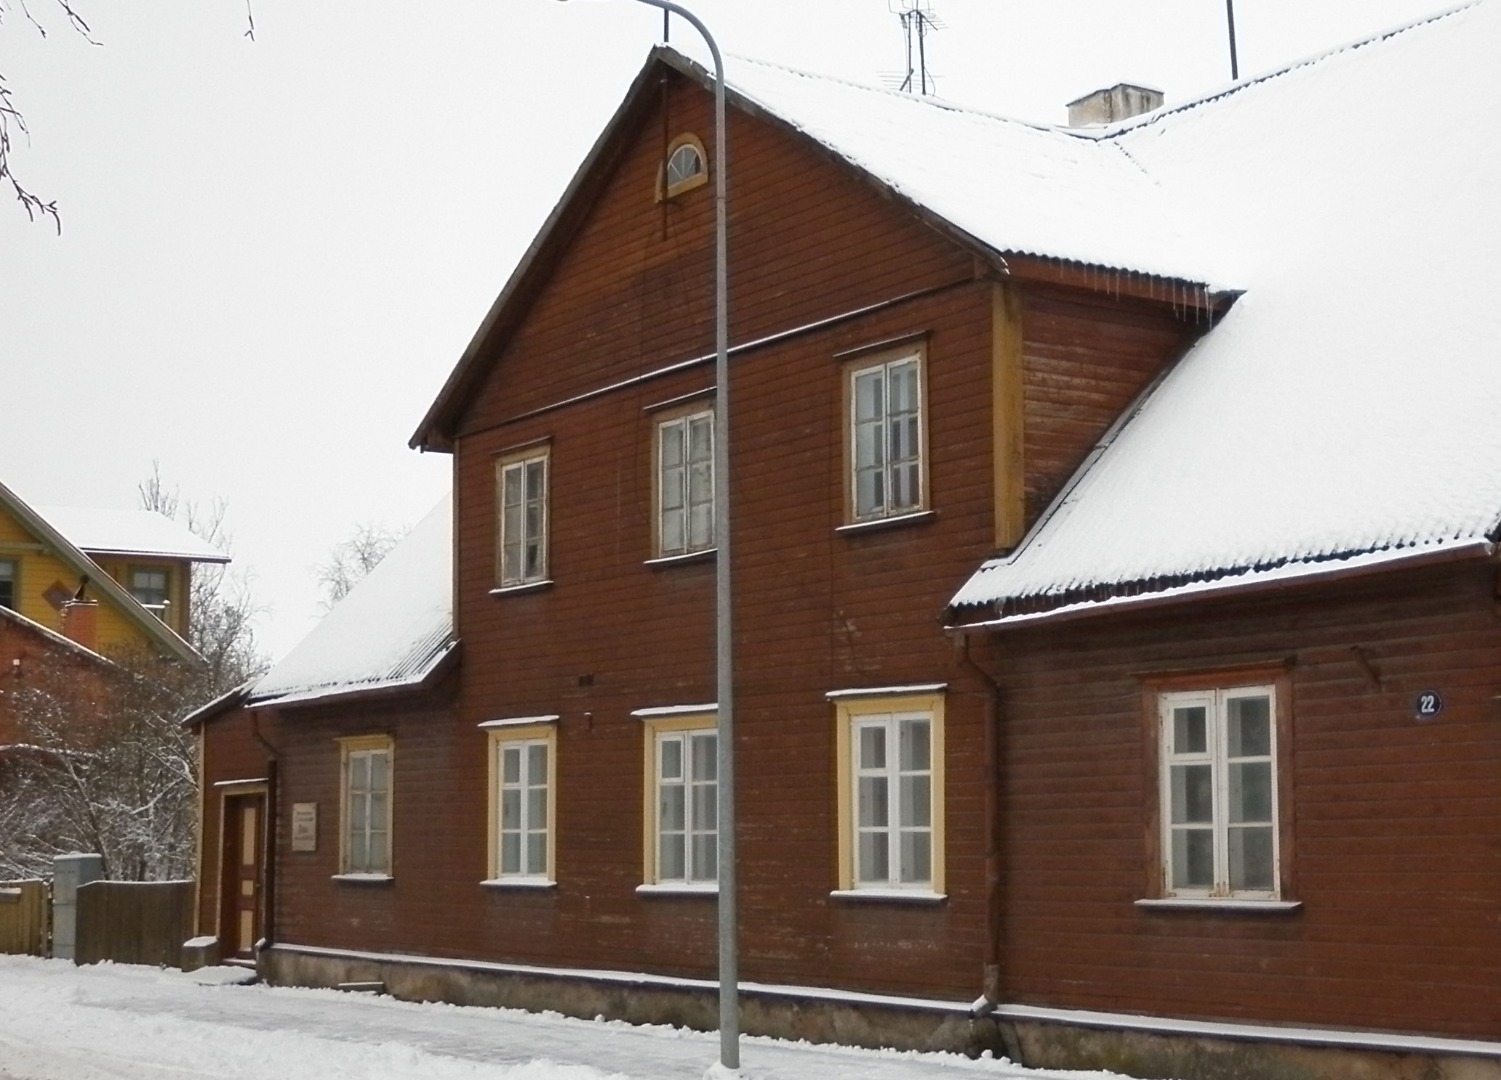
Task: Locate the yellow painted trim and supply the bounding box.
[657,132,709,201]
[336,735,394,876]
[832,691,946,894]
[486,724,558,882]
[639,711,717,885]
[992,282,1026,549]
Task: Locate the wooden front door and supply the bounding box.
[220,793,265,959]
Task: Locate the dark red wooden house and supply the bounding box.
[195,7,1501,1076]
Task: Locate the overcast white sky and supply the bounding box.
[0,0,1453,660]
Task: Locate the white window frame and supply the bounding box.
[485,723,556,885]
[495,446,549,588]
[655,408,715,559]
[832,689,945,898]
[1158,685,1281,901]
[638,709,717,890]
[337,735,393,878]
[846,347,927,523]
[129,566,170,620]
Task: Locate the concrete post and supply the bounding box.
[52,853,103,961]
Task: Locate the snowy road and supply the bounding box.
[0,956,1124,1080]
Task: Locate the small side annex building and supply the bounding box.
[195,5,1501,1077]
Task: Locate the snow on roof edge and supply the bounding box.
[949,539,1496,630]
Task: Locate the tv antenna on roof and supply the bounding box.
[891,0,944,96]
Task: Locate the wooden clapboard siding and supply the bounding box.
[992,559,1501,1038]
[242,63,1200,1006]
[1020,287,1197,527]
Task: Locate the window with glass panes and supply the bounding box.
[849,352,923,521]
[340,739,392,876]
[1160,686,1278,898]
[129,568,169,615]
[495,736,552,881]
[852,712,933,888]
[657,410,714,557]
[496,449,549,587]
[654,727,717,884]
[0,558,16,610]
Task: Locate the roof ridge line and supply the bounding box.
[1102,0,1481,138]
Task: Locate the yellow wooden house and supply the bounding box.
[0,479,227,664]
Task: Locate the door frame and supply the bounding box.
[216,781,269,960]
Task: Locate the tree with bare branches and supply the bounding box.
[0,467,266,879]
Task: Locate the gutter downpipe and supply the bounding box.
[249,711,279,958]
[955,630,1004,1020]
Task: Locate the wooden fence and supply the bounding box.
[74,880,194,968]
[0,879,50,956]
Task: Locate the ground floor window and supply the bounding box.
[337,735,393,877]
[1153,675,1289,902]
[830,687,945,896]
[636,707,717,889]
[485,721,557,884]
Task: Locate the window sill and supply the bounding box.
[489,580,554,597]
[836,510,935,536]
[636,882,718,896]
[330,873,393,884]
[829,888,946,904]
[644,549,716,569]
[480,879,557,890]
[1135,898,1301,913]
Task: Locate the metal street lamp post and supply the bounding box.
[553,1,737,1072]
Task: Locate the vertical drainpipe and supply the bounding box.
[956,630,1004,1015]
[249,711,279,957]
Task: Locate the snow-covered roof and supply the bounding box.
[0,480,200,665]
[720,55,1219,288]
[949,2,1501,623]
[248,495,453,707]
[35,506,231,563]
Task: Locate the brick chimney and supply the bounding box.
[1067,83,1164,127]
[60,600,99,651]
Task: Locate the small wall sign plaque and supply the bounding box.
[1414,690,1444,721]
[291,802,318,852]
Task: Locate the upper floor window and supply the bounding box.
[846,348,926,523]
[129,567,169,618]
[659,133,708,200]
[1158,684,1283,901]
[496,446,550,588]
[338,735,393,878]
[0,558,16,611]
[656,409,715,558]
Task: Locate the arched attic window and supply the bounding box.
[658,133,708,201]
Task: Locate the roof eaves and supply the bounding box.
[180,681,253,728]
[246,638,459,713]
[0,480,203,667]
[0,604,114,668]
[409,49,676,453]
[948,539,1497,632]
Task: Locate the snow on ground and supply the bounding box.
[0,956,1125,1080]
[0,960,1128,1074]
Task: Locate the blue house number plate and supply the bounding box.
[1414,690,1443,720]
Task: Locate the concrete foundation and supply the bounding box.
[259,944,1501,1079]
